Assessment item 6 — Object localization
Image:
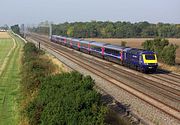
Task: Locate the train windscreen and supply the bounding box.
[145,55,155,60]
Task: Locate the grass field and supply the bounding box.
[86,38,180,63]
[0,32,24,125]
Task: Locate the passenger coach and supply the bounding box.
[79,40,94,54]
[89,42,109,58]
[104,44,125,65]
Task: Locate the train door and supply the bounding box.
[139,55,142,64]
[102,47,105,56]
[124,52,126,60]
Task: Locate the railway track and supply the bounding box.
[150,74,180,87]
[151,66,180,85]
[29,33,180,105]
[28,33,180,123]
[32,33,180,84]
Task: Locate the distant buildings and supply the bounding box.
[0,29,7,32]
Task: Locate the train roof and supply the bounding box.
[104,44,128,51]
[66,37,72,40]
[79,40,94,44]
[124,48,155,55]
[72,38,81,42]
[52,35,58,37]
[52,35,62,39]
[55,35,65,39]
[90,41,109,47]
[142,51,155,54]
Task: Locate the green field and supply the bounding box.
[0,34,24,125]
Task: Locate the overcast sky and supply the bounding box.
[0,0,180,26]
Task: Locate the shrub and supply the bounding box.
[161,44,179,65]
[22,43,107,125]
[26,72,107,125]
[142,38,178,65]
[121,41,127,47]
[21,42,55,95]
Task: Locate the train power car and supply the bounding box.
[123,48,158,72]
[51,35,66,45]
[50,35,58,43]
[50,35,158,73]
[56,36,64,44]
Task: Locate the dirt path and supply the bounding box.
[0,38,16,76]
[0,34,24,125]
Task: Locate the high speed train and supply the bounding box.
[50,35,158,73]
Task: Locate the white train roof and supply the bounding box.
[105,44,128,51]
[79,40,94,44]
[90,41,109,47]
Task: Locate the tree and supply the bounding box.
[0,24,9,30]
[161,44,179,65]
[141,25,157,37]
[67,26,74,37]
[30,21,180,38]
[11,24,20,34]
[104,22,115,38]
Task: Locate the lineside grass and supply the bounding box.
[0,33,24,125]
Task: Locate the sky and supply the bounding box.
[0,0,180,26]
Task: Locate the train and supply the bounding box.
[50,35,158,73]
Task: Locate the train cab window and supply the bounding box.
[145,55,155,60]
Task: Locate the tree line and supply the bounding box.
[0,24,9,30]
[11,24,20,34]
[31,21,180,38]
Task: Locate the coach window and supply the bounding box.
[112,49,119,56]
[81,43,87,48]
[97,46,101,51]
[94,46,101,51]
[92,45,95,50]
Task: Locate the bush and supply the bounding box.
[121,41,127,47]
[22,43,107,125]
[21,42,55,95]
[161,44,179,65]
[26,72,107,125]
[142,38,178,65]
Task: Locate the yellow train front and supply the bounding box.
[123,48,158,73]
